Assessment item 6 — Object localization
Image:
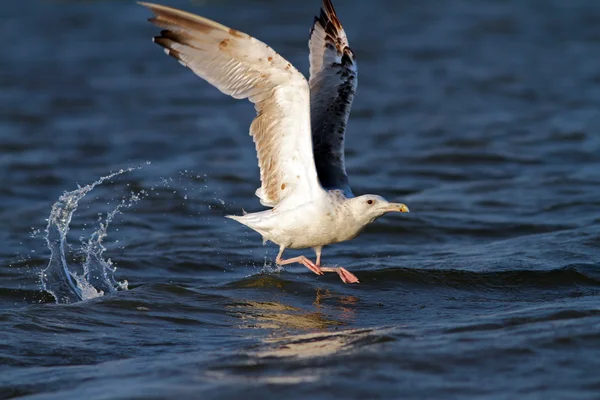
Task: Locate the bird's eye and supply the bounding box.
[367,199,374,205]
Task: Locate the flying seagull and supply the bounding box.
[140,0,409,283]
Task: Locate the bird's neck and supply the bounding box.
[328,190,374,232]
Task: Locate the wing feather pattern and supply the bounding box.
[308,0,357,196]
[141,2,323,207]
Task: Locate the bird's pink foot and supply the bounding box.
[336,267,360,284]
[320,266,360,284]
[299,257,324,276]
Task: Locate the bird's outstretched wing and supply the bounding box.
[141,2,323,207]
[308,0,358,196]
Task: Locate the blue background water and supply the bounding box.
[1,0,600,398]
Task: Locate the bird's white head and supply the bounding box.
[347,194,410,226]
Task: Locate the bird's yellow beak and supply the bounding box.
[387,203,410,213]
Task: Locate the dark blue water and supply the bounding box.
[2,0,600,398]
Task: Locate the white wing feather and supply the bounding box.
[141,2,323,207]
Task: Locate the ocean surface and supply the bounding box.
[2,0,600,398]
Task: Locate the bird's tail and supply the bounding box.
[225,214,245,224]
[226,212,272,245]
[225,210,270,238]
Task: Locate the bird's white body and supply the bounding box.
[229,190,371,249]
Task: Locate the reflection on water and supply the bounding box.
[230,299,344,331]
[313,288,359,322]
[204,326,398,387]
[257,328,388,359]
[226,282,392,361]
[227,281,361,335]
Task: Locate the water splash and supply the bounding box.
[41,168,142,304]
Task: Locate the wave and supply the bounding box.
[362,264,600,289]
[224,263,600,291]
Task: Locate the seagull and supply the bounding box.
[140,0,409,284]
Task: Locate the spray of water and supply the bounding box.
[40,168,142,304]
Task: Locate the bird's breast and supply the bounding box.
[271,201,363,249]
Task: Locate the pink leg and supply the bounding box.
[314,247,360,284]
[276,247,323,276]
[315,247,322,266]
